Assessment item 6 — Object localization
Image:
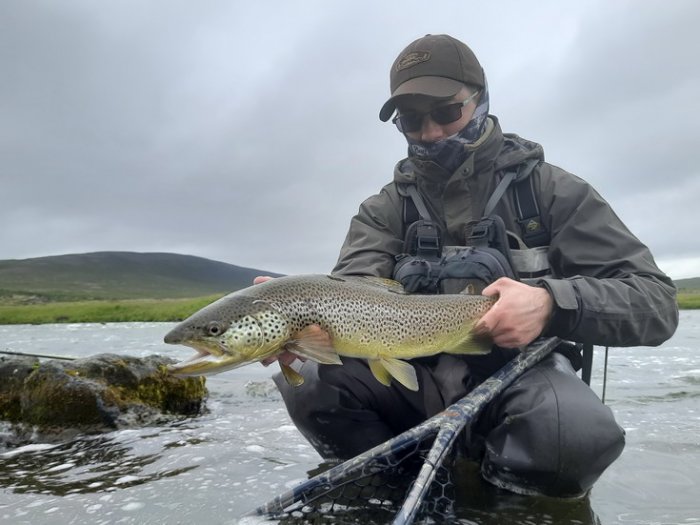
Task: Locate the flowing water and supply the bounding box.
[0,312,698,525]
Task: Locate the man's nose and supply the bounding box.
[419,117,445,142]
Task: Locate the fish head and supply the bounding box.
[164,294,290,376]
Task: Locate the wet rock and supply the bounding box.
[0,354,207,433]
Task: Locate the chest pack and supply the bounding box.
[392,159,549,295]
[391,163,595,383]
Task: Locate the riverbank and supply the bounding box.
[0,292,697,325]
[0,295,223,324]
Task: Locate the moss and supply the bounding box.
[134,366,206,414]
[1,354,207,431]
[85,359,207,415]
[0,357,38,422]
[21,370,115,428]
[0,393,22,422]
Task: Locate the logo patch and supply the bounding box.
[396,51,431,71]
[526,219,541,233]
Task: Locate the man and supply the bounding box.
[268,34,679,497]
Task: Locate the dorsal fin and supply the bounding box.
[332,275,406,294]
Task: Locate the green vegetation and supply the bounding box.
[678,292,700,310]
[0,295,223,325]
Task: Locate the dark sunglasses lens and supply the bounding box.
[396,114,422,133]
[431,103,463,125]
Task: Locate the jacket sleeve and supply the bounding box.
[333,185,406,278]
[533,166,679,347]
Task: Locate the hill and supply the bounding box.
[674,277,700,292]
[0,252,282,302]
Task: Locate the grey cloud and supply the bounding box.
[1,0,698,278]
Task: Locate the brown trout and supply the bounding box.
[163,274,496,391]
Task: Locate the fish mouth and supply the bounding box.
[167,341,246,376]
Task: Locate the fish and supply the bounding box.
[163,274,496,391]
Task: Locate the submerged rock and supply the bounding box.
[0,353,207,434]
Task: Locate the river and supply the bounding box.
[0,312,698,524]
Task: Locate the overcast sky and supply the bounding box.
[1,0,699,279]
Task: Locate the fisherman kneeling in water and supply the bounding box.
[262,34,678,498]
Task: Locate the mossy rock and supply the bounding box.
[0,353,207,433]
[0,356,39,421]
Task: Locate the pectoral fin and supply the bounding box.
[280,362,305,386]
[379,357,419,392]
[287,324,343,365]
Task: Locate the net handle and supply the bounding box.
[392,336,561,525]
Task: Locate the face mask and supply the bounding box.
[406,79,490,173]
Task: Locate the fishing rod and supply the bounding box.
[0,350,76,361]
[246,336,561,524]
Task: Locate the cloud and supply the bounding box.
[1,0,698,280]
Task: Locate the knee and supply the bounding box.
[481,354,626,496]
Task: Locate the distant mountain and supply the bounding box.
[0,252,283,301]
[675,277,700,291]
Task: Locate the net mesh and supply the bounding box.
[267,432,457,524]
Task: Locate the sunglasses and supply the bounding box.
[392,91,481,133]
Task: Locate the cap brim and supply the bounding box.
[379,76,465,121]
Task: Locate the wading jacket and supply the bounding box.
[333,117,679,347]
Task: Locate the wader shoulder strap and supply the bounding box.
[513,171,549,247]
[485,159,548,249]
[402,184,442,259]
[404,184,432,222]
[484,169,517,217]
[400,157,549,253]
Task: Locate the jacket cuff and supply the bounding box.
[527,277,581,338]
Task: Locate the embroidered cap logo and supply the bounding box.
[396,51,431,71]
[526,219,541,233]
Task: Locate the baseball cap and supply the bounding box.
[379,34,485,122]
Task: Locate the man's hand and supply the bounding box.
[475,277,553,348]
[253,276,304,367]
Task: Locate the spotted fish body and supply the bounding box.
[164,274,496,391]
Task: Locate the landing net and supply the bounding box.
[246,337,560,525]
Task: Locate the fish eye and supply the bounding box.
[207,321,223,336]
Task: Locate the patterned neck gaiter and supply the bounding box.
[406,79,490,173]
